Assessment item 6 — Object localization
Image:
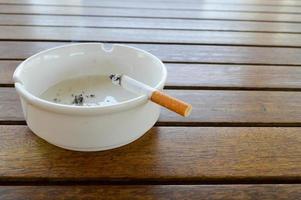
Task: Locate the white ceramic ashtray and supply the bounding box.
[13,43,167,151]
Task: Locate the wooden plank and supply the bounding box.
[161,90,301,125]
[0,26,301,47]
[137,0,301,6]
[2,5,301,23]
[0,41,64,59]
[1,0,301,13]
[1,185,301,200]
[151,0,301,4]
[2,0,301,6]
[2,14,301,33]
[3,0,301,6]
[1,126,301,180]
[2,61,301,90]
[166,64,301,90]
[1,42,301,65]
[2,88,301,124]
[0,61,20,86]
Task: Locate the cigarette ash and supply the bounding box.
[72,93,96,106]
[53,98,61,103]
[72,94,84,105]
[52,92,96,106]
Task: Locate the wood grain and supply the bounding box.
[2,61,301,90]
[165,64,301,90]
[3,0,301,6]
[160,90,301,124]
[3,14,301,33]
[1,26,301,47]
[1,185,301,200]
[2,42,301,65]
[1,126,301,181]
[2,88,301,124]
[141,0,301,6]
[0,61,20,86]
[1,0,301,197]
[2,5,301,23]
[152,0,301,5]
[1,0,301,13]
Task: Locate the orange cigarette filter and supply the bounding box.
[110,74,192,117]
[151,90,192,117]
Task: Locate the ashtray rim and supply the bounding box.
[13,43,167,115]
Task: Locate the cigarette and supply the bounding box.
[110,74,192,117]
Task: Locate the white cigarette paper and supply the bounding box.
[110,74,192,117]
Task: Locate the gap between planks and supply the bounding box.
[2,178,301,186]
[2,39,301,49]
[2,121,301,127]
[2,24,301,35]
[3,84,301,92]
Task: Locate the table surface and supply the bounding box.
[1,0,301,199]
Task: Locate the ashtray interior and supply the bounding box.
[40,75,137,106]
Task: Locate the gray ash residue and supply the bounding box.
[71,93,96,106]
[72,94,84,105]
[53,98,60,102]
[52,92,96,106]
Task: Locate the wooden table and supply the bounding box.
[1,0,301,199]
